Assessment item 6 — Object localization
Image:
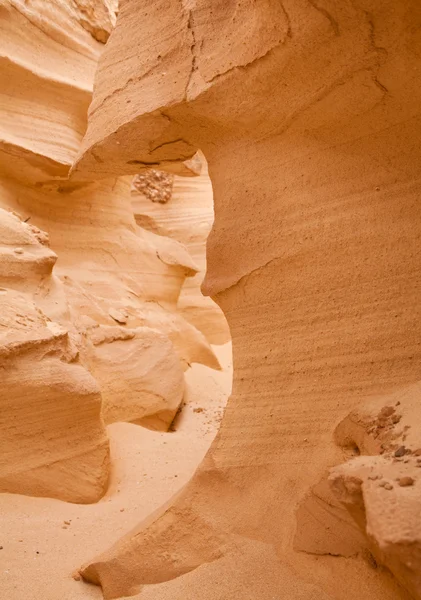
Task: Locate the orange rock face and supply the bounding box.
[71,0,421,598]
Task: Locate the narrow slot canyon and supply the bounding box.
[0,3,232,596]
[1,1,421,600]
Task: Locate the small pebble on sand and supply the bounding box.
[398,477,414,487]
[394,446,406,457]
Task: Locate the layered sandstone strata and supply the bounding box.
[0,0,222,502]
[72,0,421,598]
[132,154,230,345]
[0,208,109,503]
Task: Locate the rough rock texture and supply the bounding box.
[0,210,109,503]
[0,0,222,502]
[132,170,175,204]
[329,384,421,599]
[72,0,118,43]
[73,0,421,598]
[132,153,230,345]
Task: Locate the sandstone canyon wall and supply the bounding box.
[71,1,421,599]
[0,0,226,503]
[131,154,230,345]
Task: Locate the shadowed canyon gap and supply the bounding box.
[1,1,421,599]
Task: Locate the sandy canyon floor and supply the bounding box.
[0,344,232,600]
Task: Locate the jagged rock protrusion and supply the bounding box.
[0,288,109,503]
[329,384,421,599]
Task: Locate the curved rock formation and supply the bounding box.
[0,0,223,502]
[85,325,185,430]
[0,210,109,503]
[73,0,421,598]
[0,0,108,184]
[132,153,230,345]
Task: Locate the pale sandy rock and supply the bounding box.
[181,152,203,176]
[0,0,101,185]
[73,1,421,599]
[0,208,109,503]
[0,0,221,506]
[132,155,230,345]
[0,289,109,504]
[331,455,421,600]
[0,343,233,600]
[329,383,421,599]
[0,208,57,283]
[0,2,113,503]
[18,175,218,370]
[294,475,367,558]
[83,325,185,430]
[0,181,219,445]
[71,0,118,43]
[137,539,334,600]
[108,308,128,324]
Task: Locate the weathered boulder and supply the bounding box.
[84,325,185,430]
[329,384,421,600]
[0,289,109,503]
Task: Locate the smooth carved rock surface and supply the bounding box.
[294,474,368,559]
[85,325,185,430]
[73,0,421,598]
[132,153,230,345]
[0,0,223,502]
[0,0,100,184]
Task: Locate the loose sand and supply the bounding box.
[0,343,232,600]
